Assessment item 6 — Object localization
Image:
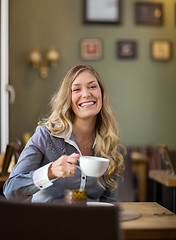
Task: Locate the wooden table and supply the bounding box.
[149,170,176,213]
[119,202,176,240]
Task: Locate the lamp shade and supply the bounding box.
[46,46,60,67]
[29,48,42,68]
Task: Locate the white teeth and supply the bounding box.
[80,102,94,107]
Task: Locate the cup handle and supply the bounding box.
[73,164,81,170]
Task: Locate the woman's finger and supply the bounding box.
[48,153,79,179]
[67,153,80,164]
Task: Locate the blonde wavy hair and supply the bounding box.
[40,65,125,190]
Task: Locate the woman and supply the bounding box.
[3,65,125,202]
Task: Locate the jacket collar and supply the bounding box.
[51,125,96,154]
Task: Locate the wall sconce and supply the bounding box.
[28,46,60,79]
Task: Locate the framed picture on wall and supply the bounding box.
[80,38,103,60]
[135,2,163,25]
[151,40,171,61]
[83,0,121,24]
[117,40,137,58]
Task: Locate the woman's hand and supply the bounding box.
[48,153,80,180]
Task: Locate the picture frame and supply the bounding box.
[117,40,137,59]
[83,0,122,24]
[135,2,163,25]
[151,40,171,61]
[80,38,103,60]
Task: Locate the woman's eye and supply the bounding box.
[90,85,97,89]
[72,88,80,92]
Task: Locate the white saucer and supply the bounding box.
[87,202,114,207]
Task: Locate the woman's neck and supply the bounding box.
[72,117,96,142]
[72,118,96,155]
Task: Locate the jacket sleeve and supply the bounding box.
[3,126,53,202]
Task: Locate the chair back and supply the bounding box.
[0,143,14,176]
[0,141,23,176]
[0,199,122,240]
[158,144,176,175]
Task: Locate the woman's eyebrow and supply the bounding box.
[72,80,96,86]
[88,80,97,84]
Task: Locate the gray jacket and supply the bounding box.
[3,125,118,203]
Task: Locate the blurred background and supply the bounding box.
[0,0,176,210]
[7,0,176,147]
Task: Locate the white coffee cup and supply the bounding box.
[78,156,109,177]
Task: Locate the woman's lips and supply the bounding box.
[79,101,95,107]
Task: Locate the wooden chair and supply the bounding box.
[0,199,122,240]
[131,152,148,202]
[0,143,15,176]
[117,147,135,202]
[0,141,23,188]
[0,143,15,189]
[0,140,23,176]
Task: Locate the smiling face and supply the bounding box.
[71,71,102,121]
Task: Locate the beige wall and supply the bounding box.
[9,0,176,147]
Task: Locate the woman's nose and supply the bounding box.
[82,88,91,98]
